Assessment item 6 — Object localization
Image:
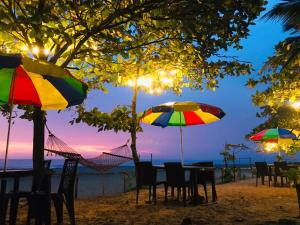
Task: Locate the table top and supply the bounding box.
[154,165,215,170]
[0,169,34,178]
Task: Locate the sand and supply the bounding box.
[16,179,300,225]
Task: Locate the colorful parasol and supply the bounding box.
[0,54,87,110]
[0,54,88,170]
[140,101,225,163]
[249,128,297,143]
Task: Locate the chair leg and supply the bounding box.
[136,185,140,204]
[183,187,186,206]
[256,176,258,186]
[52,194,64,224]
[212,181,217,202]
[281,177,284,186]
[0,196,9,225]
[164,185,168,201]
[261,176,265,185]
[171,186,175,197]
[148,185,152,202]
[177,187,180,201]
[203,184,208,203]
[65,194,76,225]
[9,196,19,225]
[153,185,157,204]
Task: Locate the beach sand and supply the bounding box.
[16,179,300,225]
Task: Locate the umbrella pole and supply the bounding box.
[4,71,16,171]
[4,104,14,171]
[180,126,184,165]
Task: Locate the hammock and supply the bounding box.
[45,130,133,173]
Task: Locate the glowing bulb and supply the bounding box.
[44,48,50,55]
[137,77,153,88]
[263,142,278,152]
[149,89,154,94]
[127,80,135,87]
[170,69,178,76]
[155,88,162,94]
[32,47,39,55]
[159,70,166,76]
[161,77,173,86]
[21,45,29,52]
[291,101,300,110]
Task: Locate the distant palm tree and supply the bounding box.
[262,0,300,34]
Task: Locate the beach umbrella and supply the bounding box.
[140,101,225,163]
[249,128,298,154]
[0,53,88,170]
[249,128,297,143]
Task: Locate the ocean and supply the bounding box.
[0,159,254,198]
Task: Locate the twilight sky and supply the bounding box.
[0,1,291,163]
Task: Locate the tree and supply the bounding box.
[246,0,300,152]
[0,0,265,167]
[247,0,300,109]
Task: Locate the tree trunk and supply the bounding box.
[32,107,45,171]
[130,79,140,164]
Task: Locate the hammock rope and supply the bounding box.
[44,125,133,173]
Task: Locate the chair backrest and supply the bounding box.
[274,161,287,176]
[192,161,214,167]
[58,159,79,195]
[164,162,185,186]
[136,161,156,185]
[255,162,269,176]
[192,161,214,183]
[32,160,52,192]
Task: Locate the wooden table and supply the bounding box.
[154,165,217,205]
[0,169,34,225]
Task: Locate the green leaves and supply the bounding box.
[70,105,142,133]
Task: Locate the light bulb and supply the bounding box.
[32,47,39,55]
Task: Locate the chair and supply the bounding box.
[4,160,52,225]
[51,159,79,225]
[0,180,9,225]
[255,162,271,187]
[164,162,190,206]
[135,161,165,204]
[191,161,217,202]
[274,161,288,186]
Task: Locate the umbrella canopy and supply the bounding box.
[0,54,87,110]
[249,128,297,143]
[140,101,225,163]
[0,53,88,170]
[140,101,225,127]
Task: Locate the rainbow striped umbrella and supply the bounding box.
[249,128,297,143]
[0,54,87,170]
[140,101,225,163]
[0,54,87,110]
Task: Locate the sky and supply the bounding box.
[0,0,293,164]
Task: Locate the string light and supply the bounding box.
[127,80,135,87]
[32,47,39,55]
[263,142,278,152]
[137,76,153,88]
[21,45,29,51]
[161,77,173,86]
[291,101,300,110]
[44,48,50,55]
[170,69,178,76]
[159,70,166,76]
